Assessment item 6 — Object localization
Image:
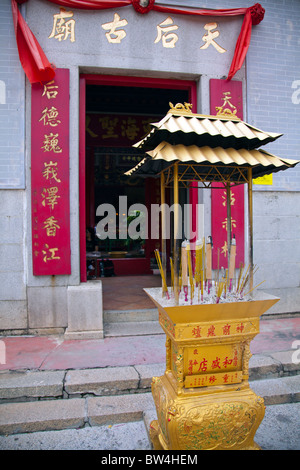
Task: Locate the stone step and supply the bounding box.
[104,320,162,337]
[251,375,300,405]
[103,309,158,324]
[1,402,299,449]
[0,375,299,436]
[0,351,299,403]
[0,392,154,436]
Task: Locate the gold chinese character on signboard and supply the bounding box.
[49,7,75,42]
[86,116,98,138]
[42,244,61,262]
[102,13,128,43]
[154,17,179,48]
[221,217,237,232]
[42,80,59,100]
[41,133,62,153]
[41,187,60,210]
[216,92,237,117]
[200,22,226,53]
[142,118,153,134]
[43,216,60,237]
[121,117,139,140]
[39,107,61,127]
[99,116,119,139]
[42,161,61,183]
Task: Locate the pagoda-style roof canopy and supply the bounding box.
[126,142,298,186]
[126,103,298,187]
[133,104,282,151]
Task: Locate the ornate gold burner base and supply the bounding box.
[150,374,265,450]
[144,288,279,451]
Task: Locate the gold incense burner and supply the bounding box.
[127,104,299,450]
[145,289,279,450]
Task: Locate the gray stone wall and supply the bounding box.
[0,1,27,330]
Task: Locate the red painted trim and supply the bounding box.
[81,74,195,92]
[189,183,198,244]
[189,80,198,245]
[79,77,87,282]
[79,73,197,281]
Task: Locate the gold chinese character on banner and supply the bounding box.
[42,81,59,100]
[42,244,61,262]
[39,107,61,127]
[154,17,179,48]
[200,22,226,53]
[102,13,128,43]
[41,187,61,210]
[222,189,236,207]
[49,7,75,42]
[41,133,62,153]
[221,241,228,257]
[42,161,61,183]
[43,216,60,237]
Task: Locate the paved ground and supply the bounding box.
[1,316,300,371]
[0,402,299,450]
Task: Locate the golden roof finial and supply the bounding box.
[169,102,193,113]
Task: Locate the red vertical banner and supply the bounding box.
[210,79,244,270]
[31,68,71,275]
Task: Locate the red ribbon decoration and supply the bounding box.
[12,0,265,84]
[131,0,155,14]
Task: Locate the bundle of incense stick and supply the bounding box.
[154,249,169,299]
[236,263,260,297]
[155,237,265,304]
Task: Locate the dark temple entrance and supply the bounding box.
[80,74,196,282]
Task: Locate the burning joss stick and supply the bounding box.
[195,240,201,287]
[187,243,194,304]
[236,262,244,293]
[238,263,250,295]
[206,236,212,294]
[154,249,169,299]
[170,257,174,295]
[181,241,188,301]
[228,236,236,292]
[195,240,203,302]
[224,269,228,298]
[244,279,266,297]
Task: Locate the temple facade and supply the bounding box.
[0,0,299,336]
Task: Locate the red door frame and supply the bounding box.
[79,74,197,282]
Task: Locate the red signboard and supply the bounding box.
[211,182,245,270]
[210,79,244,270]
[31,68,71,275]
